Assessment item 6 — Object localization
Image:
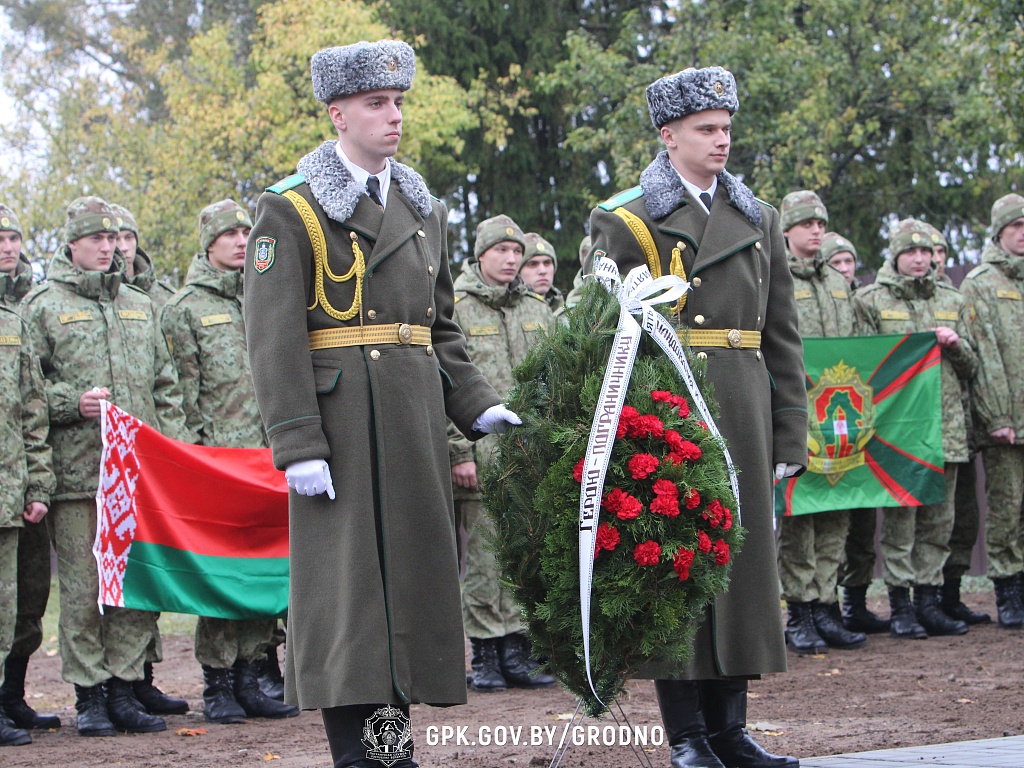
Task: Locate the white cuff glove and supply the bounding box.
[775,463,802,480]
[472,404,522,435]
[285,459,336,500]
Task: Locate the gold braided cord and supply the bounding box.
[613,208,662,278]
[282,190,364,321]
[669,245,687,313]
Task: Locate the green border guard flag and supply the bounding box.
[776,332,945,516]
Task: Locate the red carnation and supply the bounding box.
[594,522,621,558]
[628,453,659,480]
[573,457,585,483]
[722,508,733,531]
[651,390,673,404]
[697,530,712,554]
[653,478,678,498]
[651,493,681,518]
[685,488,701,509]
[677,441,702,461]
[673,547,695,580]
[664,429,684,453]
[603,488,643,520]
[672,396,690,417]
[633,540,662,566]
[698,420,709,431]
[666,452,683,465]
[713,539,730,566]
[617,405,640,439]
[704,498,726,528]
[627,414,665,439]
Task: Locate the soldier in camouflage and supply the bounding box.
[776,192,867,655]
[558,235,592,315]
[161,199,298,724]
[110,204,177,312]
[518,232,563,312]
[853,218,979,639]
[22,196,189,737]
[960,193,1024,628]
[450,214,556,693]
[0,205,35,307]
[821,232,859,290]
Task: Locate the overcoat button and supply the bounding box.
[428,265,435,275]
[755,242,762,250]
[694,314,705,325]
[417,230,426,238]
[367,309,377,320]
[697,352,707,361]
[692,277,702,287]
[756,350,763,361]
[426,346,434,356]
[370,350,380,361]
[426,307,434,318]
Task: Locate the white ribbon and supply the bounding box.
[578,257,741,703]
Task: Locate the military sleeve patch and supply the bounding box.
[831,290,849,299]
[469,325,500,336]
[201,313,232,327]
[254,237,276,273]
[934,310,958,321]
[997,289,1022,301]
[794,289,813,300]
[117,309,148,321]
[880,310,911,320]
[59,311,94,324]
[521,321,544,331]
[0,335,21,345]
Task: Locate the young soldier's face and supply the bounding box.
[330,89,404,172]
[932,245,947,276]
[0,230,22,274]
[519,254,555,294]
[661,109,731,186]
[117,230,138,269]
[895,246,933,278]
[827,251,857,283]
[477,241,524,287]
[207,226,250,272]
[68,232,116,272]
[785,219,826,259]
[999,218,1024,258]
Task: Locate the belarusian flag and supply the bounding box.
[776,332,945,516]
[95,401,288,618]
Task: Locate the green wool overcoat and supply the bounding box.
[589,151,807,680]
[244,142,500,710]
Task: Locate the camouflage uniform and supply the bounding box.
[520,233,563,312]
[558,235,592,315]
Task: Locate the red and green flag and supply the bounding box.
[776,332,945,516]
[95,401,289,618]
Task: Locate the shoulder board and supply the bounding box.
[21,284,50,303]
[755,196,772,207]
[164,286,197,308]
[965,264,991,279]
[598,186,643,211]
[266,173,306,194]
[430,194,441,203]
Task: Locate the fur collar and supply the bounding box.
[639,151,762,228]
[296,141,433,224]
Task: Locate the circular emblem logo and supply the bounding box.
[505,227,514,236]
[537,243,546,251]
[116,217,124,227]
[398,323,413,344]
[236,211,245,221]
[727,329,743,349]
[931,233,941,243]
[102,217,111,228]
[0,217,8,228]
[814,206,824,217]
[713,81,725,95]
[911,233,921,243]
[386,56,399,73]
[838,239,848,247]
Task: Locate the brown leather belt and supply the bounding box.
[308,323,431,350]
[678,329,762,349]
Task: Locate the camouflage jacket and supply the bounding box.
[959,242,1024,442]
[558,268,586,315]
[126,247,177,313]
[853,260,978,462]
[22,249,188,500]
[448,260,554,490]
[542,285,564,314]
[0,305,54,526]
[160,254,265,448]
[1,254,34,308]
[788,253,857,337]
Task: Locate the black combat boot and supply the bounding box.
[468,638,506,692]
[811,602,867,650]
[257,646,285,701]
[322,704,418,768]
[232,659,299,719]
[992,576,1024,629]
[887,586,927,639]
[133,661,189,715]
[73,683,115,737]
[654,679,725,768]
[940,577,991,624]
[0,653,61,728]
[702,679,799,768]
[107,677,167,733]
[0,709,31,747]
[785,602,827,655]
[914,585,968,636]
[841,584,890,633]
[499,633,556,688]
[201,665,246,724]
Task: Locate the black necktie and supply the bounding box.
[366,176,384,209]
[699,191,713,212]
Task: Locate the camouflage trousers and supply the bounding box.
[11,520,52,657]
[880,464,958,588]
[47,499,158,686]
[459,498,522,639]
[840,508,878,588]
[944,456,981,581]
[981,445,1024,579]
[194,617,276,668]
[0,527,17,687]
[777,509,850,604]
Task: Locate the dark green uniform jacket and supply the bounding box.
[589,151,807,679]
[244,141,500,710]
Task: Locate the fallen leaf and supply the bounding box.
[263,752,281,761]
[177,728,207,737]
[956,698,975,704]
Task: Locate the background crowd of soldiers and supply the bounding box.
[1,185,1023,746]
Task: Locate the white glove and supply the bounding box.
[473,404,522,435]
[775,463,802,480]
[285,459,336,500]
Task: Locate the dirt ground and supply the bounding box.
[6,589,1022,768]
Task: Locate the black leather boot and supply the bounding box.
[940,577,991,624]
[258,646,285,701]
[133,661,189,715]
[107,677,166,733]
[0,653,61,728]
[992,576,1024,628]
[811,602,867,649]
[74,683,115,737]
[702,679,799,768]
[233,660,299,719]
[469,638,506,692]
[0,709,31,746]
[785,602,827,654]
[499,633,556,688]
[322,704,418,768]
[914,585,968,636]
[202,665,246,724]
[887,586,927,639]
[841,584,890,633]
[654,679,725,768]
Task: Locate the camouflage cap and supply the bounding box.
[820,232,857,263]
[780,190,828,232]
[64,196,119,243]
[991,193,1024,239]
[311,40,416,104]
[521,232,557,271]
[888,218,934,258]
[646,66,738,129]
[473,214,526,259]
[109,203,138,235]
[920,221,948,251]
[0,204,22,237]
[199,199,252,251]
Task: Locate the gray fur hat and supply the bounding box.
[311,40,416,104]
[646,66,739,129]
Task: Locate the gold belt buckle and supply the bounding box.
[727,329,743,349]
[397,323,413,344]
